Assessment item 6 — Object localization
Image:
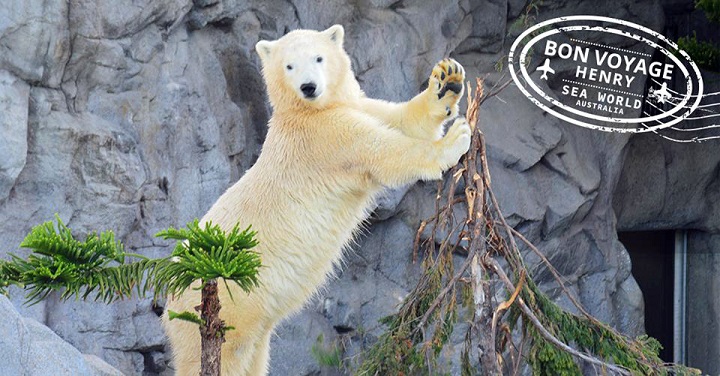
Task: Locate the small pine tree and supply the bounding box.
[0,216,261,376]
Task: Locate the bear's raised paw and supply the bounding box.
[429,58,465,117]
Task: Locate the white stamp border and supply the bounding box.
[508,15,704,133]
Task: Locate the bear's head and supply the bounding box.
[256,25,360,112]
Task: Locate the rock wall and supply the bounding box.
[0,0,715,375]
[0,295,123,375]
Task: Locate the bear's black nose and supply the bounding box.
[300,83,316,98]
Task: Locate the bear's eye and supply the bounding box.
[286,64,293,70]
[316,56,323,63]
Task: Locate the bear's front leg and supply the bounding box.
[357,58,465,141]
[356,116,471,187]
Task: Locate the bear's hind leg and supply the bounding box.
[246,330,272,376]
[220,328,272,376]
[164,320,201,376]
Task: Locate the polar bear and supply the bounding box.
[163,25,470,376]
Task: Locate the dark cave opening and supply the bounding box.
[618,230,676,362]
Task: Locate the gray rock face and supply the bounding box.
[0,1,70,87]
[0,295,123,376]
[0,0,714,375]
[45,296,167,375]
[68,0,192,40]
[614,91,720,233]
[0,70,29,201]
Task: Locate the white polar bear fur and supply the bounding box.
[163,24,470,376]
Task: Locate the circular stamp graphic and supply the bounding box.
[508,15,704,133]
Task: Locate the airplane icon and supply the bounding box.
[649,82,672,103]
[536,58,555,80]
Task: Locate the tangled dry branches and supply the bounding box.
[358,77,699,376]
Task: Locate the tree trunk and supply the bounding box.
[199,279,224,376]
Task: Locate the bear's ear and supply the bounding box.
[324,24,344,46]
[255,40,277,60]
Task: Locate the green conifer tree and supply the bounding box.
[0,216,261,376]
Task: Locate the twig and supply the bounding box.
[479,76,513,108]
[512,332,525,376]
[492,270,525,334]
[413,221,428,263]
